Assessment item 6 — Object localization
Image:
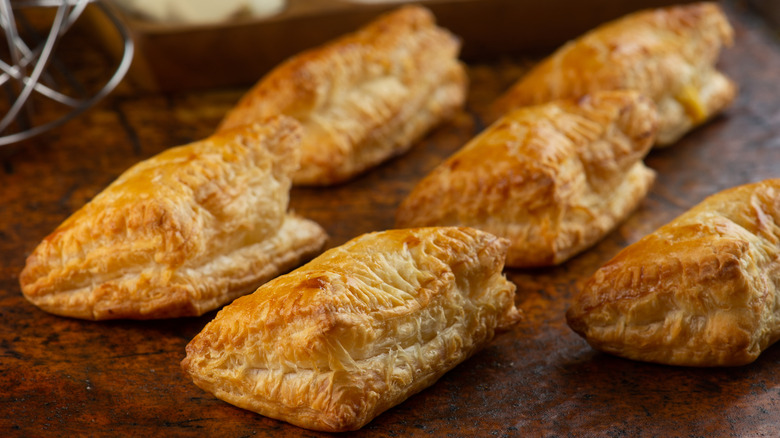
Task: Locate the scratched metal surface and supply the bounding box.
[1,2,779,436]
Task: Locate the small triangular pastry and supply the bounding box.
[182,227,519,432]
[20,116,327,320]
[397,90,658,268]
[490,2,735,146]
[567,179,780,366]
[217,5,467,185]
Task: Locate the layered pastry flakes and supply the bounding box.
[218,5,467,185]
[567,179,780,366]
[182,227,519,432]
[20,116,327,320]
[396,90,658,268]
[490,2,736,146]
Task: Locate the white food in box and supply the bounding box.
[111,0,286,24]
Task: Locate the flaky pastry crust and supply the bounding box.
[396,90,658,268]
[217,5,467,186]
[181,227,519,432]
[567,179,780,366]
[490,2,735,146]
[20,117,327,320]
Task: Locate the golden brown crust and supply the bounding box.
[490,2,736,146]
[567,179,780,366]
[217,5,467,185]
[19,117,328,320]
[181,227,519,432]
[396,90,658,268]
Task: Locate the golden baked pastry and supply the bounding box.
[396,90,658,268]
[19,117,327,320]
[181,227,519,432]
[490,2,735,146]
[217,5,467,186]
[567,179,780,366]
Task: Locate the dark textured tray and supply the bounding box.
[2,1,779,436]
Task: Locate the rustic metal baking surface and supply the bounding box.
[1,2,780,436]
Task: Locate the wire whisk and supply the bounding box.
[0,0,133,146]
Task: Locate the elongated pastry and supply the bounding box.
[490,2,735,146]
[181,227,519,432]
[567,179,780,366]
[396,90,658,268]
[217,5,467,186]
[19,116,327,320]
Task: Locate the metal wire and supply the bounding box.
[0,0,134,146]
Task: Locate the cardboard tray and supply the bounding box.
[86,0,697,92]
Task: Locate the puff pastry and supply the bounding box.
[567,179,780,366]
[490,2,735,146]
[396,90,658,268]
[181,227,519,432]
[19,117,327,320]
[217,5,467,186]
